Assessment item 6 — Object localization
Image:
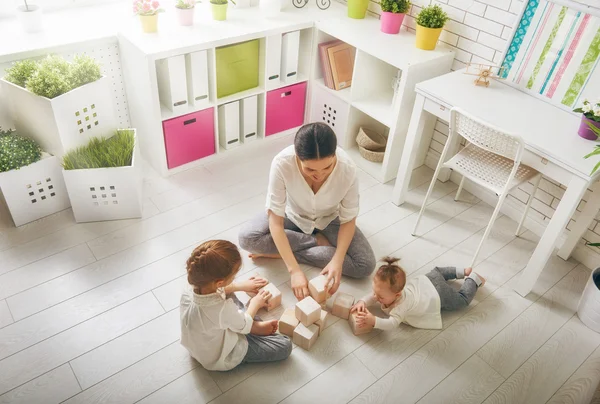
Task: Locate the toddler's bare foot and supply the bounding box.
[315,232,332,247]
[251,320,278,336]
[464,267,472,277]
[249,253,281,260]
[475,273,485,287]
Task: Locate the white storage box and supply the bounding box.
[578,267,600,333]
[1,76,118,158]
[0,155,71,227]
[281,31,300,83]
[218,101,241,149]
[240,96,258,143]
[185,51,210,109]
[310,85,350,148]
[62,130,142,223]
[156,55,188,113]
[266,34,282,88]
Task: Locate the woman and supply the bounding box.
[239,123,376,300]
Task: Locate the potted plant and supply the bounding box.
[16,0,42,33]
[415,4,449,50]
[174,0,198,26]
[210,0,230,20]
[0,128,70,226]
[574,99,600,140]
[380,0,411,34]
[133,0,164,33]
[62,129,143,223]
[348,0,369,19]
[1,54,118,159]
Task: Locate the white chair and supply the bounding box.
[412,107,542,267]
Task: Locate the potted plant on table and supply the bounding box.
[174,0,198,26]
[210,0,230,20]
[133,0,165,33]
[62,129,143,223]
[347,0,369,19]
[574,99,600,140]
[380,0,411,34]
[415,4,449,50]
[0,128,70,226]
[16,0,42,33]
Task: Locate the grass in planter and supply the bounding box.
[62,129,135,170]
[0,128,42,173]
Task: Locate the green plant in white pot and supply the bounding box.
[16,0,43,33]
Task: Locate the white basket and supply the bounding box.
[578,267,600,333]
[0,155,71,227]
[62,130,142,223]
[1,76,118,158]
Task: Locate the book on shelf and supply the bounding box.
[318,40,341,89]
[327,43,356,91]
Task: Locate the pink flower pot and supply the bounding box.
[578,116,600,140]
[380,12,405,34]
[175,7,194,26]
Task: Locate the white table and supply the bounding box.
[392,69,600,297]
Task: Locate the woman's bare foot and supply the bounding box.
[251,320,278,336]
[315,232,332,247]
[249,253,281,260]
[464,267,472,277]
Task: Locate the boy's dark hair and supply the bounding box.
[375,257,406,293]
[186,240,242,289]
[294,122,337,161]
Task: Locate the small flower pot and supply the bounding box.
[139,14,158,33]
[380,12,405,34]
[415,24,443,50]
[577,116,600,140]
[175,7,195,26]
[577,267,600,333]
[16,4,43,33]
[347,0,368,19]
[211,2,228,20]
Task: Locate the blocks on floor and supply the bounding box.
[332,292,354,319]
[293,323,319,351]
[315,309,331,335]
[308,275,329,304]
[349,311,373,335]
[295,296,321,327]
[278,308,299,337]
[261,282,281,312]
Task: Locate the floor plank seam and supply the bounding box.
[68,362,84,392]
[151,290,168,313]
[0,363,75,401]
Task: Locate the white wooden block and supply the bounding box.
[314,310,331,335]
[278,308,299,337]
[281,30,300,83]
[156,55,188,113]
[261,282,281,312]
[185,50,210,109]
[332,293,354,319]
[218,101,240,150]
[266,34,282,88]
[240,95,258,143]
[308,275,329,304]
[295,296,321,326]
[348,311,373,335]
[293,323,319,351]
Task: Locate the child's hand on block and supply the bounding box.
[356,308,375,328]
[240,276,269,294]
[350,300,366,314]
[249,289,272,311]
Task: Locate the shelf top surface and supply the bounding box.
[417,70,597,181]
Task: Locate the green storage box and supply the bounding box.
[216,39,260,99]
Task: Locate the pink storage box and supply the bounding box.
[163,108,215,169]
[265,82,307,136]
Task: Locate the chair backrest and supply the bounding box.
[450,108,525,162]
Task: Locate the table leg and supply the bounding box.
[391,95,436,206]
[557,181,600,260]
[515,175,589,297]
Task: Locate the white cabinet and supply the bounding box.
[240,96,258,143]
[156,55,188,113]
[185,50,210,109]
[218,101,240,149]
[281,31,300,83]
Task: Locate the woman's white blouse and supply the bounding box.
[266,145,360,234]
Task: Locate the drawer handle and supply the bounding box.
[541,158,548,165]
[245,132,256,138]
[228,139,239,145]
[286,71,297,78]
[174,100,187,107]
[195,95,208,101]
[269,74,280,80]
[184,118,197,125]
[281,91,292,97]
[440,105,446,111]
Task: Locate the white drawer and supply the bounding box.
[423,97,451,122]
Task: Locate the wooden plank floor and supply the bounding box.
[1,135,599,404]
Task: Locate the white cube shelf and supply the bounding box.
[310,84,350,148]
[1,76,118,158]
[0,155,71,227]
[62,130,143,223]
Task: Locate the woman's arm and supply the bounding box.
[322,219,356,295]
[269,211,309,299]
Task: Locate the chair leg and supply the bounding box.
[412,166,444,236]
[455,176,465,201]
[516,174,542,237]
[470,192,509,267]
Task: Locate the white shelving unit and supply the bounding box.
[118,2,454,179]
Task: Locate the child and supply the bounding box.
[351,257,485,330]
[180,240,292,371]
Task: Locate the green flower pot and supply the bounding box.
[211,2,228,20]
[347,0,368,19]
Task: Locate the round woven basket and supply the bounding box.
[359,146,385,162]
[356,127,387,150]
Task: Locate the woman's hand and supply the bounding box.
[321,258,343,295]
[350,300,366,314]
[356,308,375,328]
[238,276,269,294]
[290,269,309,300]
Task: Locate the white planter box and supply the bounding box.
[578,267,600,333]
[1,76,118,158]
[62,130,142,223]
[0,155,70,227]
